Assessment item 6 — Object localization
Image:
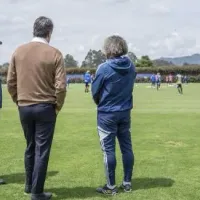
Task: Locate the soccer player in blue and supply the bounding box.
[150,74,156,88]
[92,35,137,195]
[84,70,91,93]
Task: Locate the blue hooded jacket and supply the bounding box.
[0,79,2,109]
[92,56,136,112]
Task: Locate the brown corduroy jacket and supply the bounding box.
[7,40,66,111]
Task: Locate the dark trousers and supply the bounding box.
[157,81,161,90]
[19,103,56,194]
[177,84,183,94]
[97,111,134,186]
[85,82,90,93]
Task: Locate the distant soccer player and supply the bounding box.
[156,73,161,90]
[169,74,173,85]
[150,74,156,88]
[183,75,188,84]
[84,71,91,93]
[66,77,70,88]
[176,74,183,94]
[165,75,169,86]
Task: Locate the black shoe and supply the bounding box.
[31,192,52,200]
[96,184,118,195]
[120,183,132,192]
[0,179,5,185]
[24,185,32,195]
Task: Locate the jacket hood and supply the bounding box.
[106,56,132,75]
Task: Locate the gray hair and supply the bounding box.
[33,16,54,38]
[103,35,128,59]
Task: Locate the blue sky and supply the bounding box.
[0,0,199,64]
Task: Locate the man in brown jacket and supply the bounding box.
[7,16,66,200]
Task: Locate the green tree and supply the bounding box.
[136,55,153,67]
[183,62,189,66]
[81,49,106,68]
[64,54,78,68]
[0,62,9,76]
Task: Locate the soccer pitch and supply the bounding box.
[0,84,200,200]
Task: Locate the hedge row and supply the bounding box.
[66,75,200,83]
[1,75,200,84]
[65,65,200,75]
[135,66,200,75]
[1,66,200,84]
[1,65,200,75]
[66,68,96,75]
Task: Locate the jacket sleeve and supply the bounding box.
[0,79,2,109]
[132,64,137,89]
[7,54,17,103]
[91,66,104,105]
[55,53,67,111]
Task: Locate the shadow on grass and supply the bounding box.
[50,187,106,200]
[133,177,175,191]
[1,171,59,184]
[49,177,175,199]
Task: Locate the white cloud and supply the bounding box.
[150,3,171,14]
[148,31,198,58]
[149,49,156,57]
[128,43,141,58]
[0,0,200,63]
[149,41,160,48]
[11,16,26,23]
[91,35,101,45]
[78,45,85,52]
[100,0,131,4]
[54,37,66,42]
[0,15,8,22]
[128,43,133,49]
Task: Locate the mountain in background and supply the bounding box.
[152,59,174,66]
[158,54,200,66]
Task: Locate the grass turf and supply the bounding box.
[0,83,200,200]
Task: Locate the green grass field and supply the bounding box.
[0,84,200,200]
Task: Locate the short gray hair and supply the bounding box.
[33,16,54,38]
[103,35,128,59]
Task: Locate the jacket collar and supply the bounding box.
[31,37,48,44]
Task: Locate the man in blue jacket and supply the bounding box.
[0,78,6,185]
[92,35,136,195]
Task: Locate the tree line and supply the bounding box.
[0,49,169,71]
[1,49,200,83]
[63,49,153,68]
[1,48,199,70]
